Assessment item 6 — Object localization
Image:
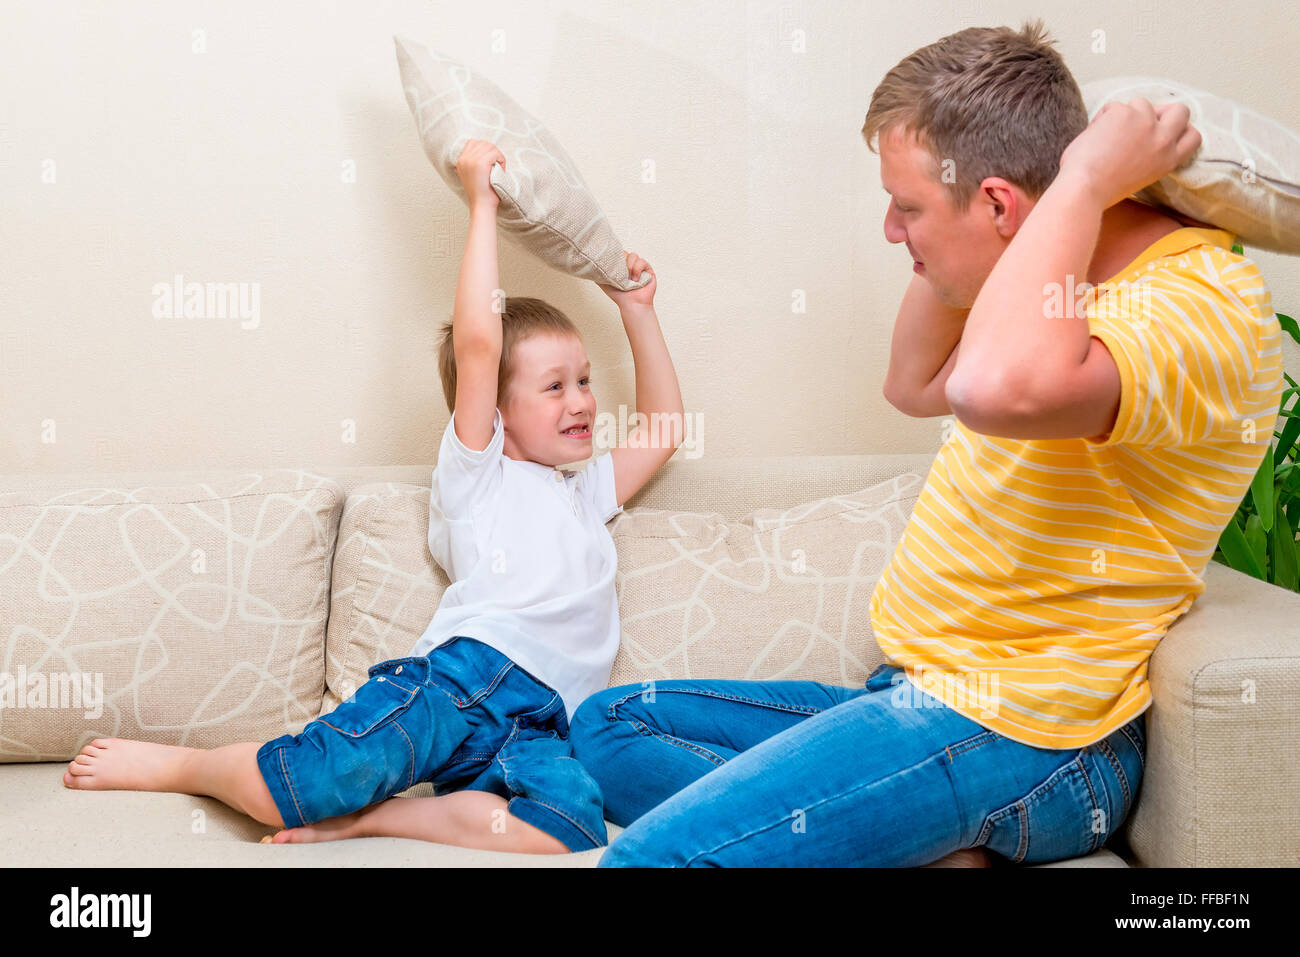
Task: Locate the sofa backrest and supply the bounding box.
[0,452,936,758]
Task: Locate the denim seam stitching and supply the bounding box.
[975,757,1095,861]
[393,719,416,792]
[1117,723,1146,773]
[608,694,729,765]
[426,657,515,709]
[945,731,997,761]
[606,685,822,717]
[1096,739,1131,813]
[510,795,602,849]
[276,748,306,828]
[1074,755,1105,855]
[496,718,526,787]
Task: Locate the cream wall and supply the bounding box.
[3,0,1298,472]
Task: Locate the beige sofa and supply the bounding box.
[2,453,1295,867]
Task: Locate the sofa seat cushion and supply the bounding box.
[2,764,1126,866]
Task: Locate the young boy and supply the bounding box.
[61,137,686,854]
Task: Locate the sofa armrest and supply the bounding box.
[1128,559,1300,866]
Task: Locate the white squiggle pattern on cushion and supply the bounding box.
[0,471,342,761]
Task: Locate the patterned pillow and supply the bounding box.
[394,35,652,291]
[1082,76,1300,254]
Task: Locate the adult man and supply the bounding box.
[569,20,1284,866]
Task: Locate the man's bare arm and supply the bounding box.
[882,273,968,418]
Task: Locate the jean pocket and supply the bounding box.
[317,665,421,739]
[976,757,1104,864]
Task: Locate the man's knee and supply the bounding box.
[569,685,639,762]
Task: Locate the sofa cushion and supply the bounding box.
[394,34,652,291]
[0,471,342,760]
[3,763,1125,866]
[1082,76,1300,254]
[324,472,925,709]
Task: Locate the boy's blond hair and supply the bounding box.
[437,296,582,414]
[861,18,1089,213]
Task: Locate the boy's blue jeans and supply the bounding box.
[569,663,1145,866]
[255,636,607,852]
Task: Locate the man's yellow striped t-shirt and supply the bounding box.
[869,227,1285,749]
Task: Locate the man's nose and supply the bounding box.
[883,204,906,244]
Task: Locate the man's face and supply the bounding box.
[878,126,1014,309]
[501,333,596,466]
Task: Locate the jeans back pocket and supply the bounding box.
[976,757,1106,864]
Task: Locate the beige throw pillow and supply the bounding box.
[1082,76,1300,254]
[394,35,652,291]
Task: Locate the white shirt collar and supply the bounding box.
[504,455,569,480]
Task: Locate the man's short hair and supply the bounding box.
[861,18,1089,212]
[437,296,581,414]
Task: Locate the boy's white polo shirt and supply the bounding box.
[410,407,623,723]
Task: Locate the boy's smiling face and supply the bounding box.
[878,125,1022,309]
[501,332,596,467]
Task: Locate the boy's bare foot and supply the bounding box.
[264,808,371,845]
[924,846,992,867]
[62,738,195,792]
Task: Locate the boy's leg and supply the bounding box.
[64,652,477,832]
[267,790,568,853]
[271,642,602,853]
[64,739,284,827]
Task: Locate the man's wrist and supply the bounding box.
[1047,167,1110,215]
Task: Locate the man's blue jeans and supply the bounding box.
[569,663,1145,866]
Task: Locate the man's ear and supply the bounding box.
[978,177,1027,238]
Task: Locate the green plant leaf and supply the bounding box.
[1220,515,1265,579]
[1277,415,1300,467]
[1278,313,1300,345]
[1232,242,1244,255]
[1271,496,1299,590]
[1245,513,1268,573]
[1250,452,1275,532]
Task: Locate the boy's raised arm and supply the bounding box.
[450,139,507,453]
[598,253,685,507]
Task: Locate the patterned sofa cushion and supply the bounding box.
[324,473,925,710]
[0,471,342,760]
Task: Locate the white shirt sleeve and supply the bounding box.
[575,451,624,524]
[432,407,505,520]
